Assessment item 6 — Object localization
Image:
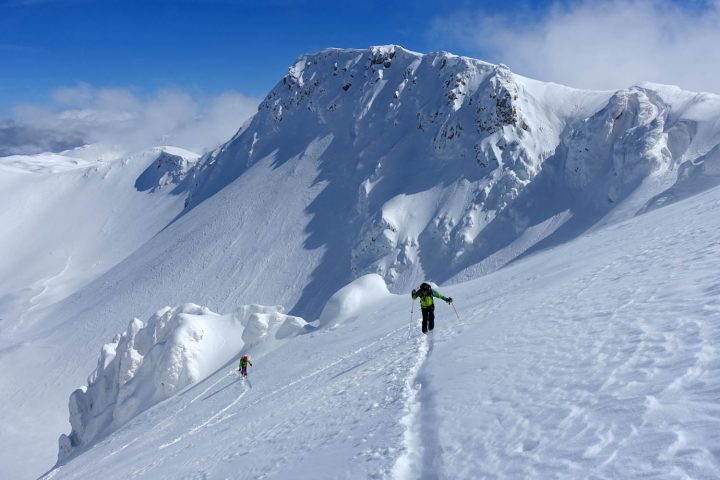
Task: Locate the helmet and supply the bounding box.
[420,282,431,292]
[243,355,248,360]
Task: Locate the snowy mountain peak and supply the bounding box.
[263,44,521,134]
[180,45,720,298]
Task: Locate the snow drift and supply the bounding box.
[57,303,307,462]
[317,273,392,327]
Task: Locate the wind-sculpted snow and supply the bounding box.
[56,303,306,463]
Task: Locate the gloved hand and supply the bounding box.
[411,289,416,297]
[446,297,453,304]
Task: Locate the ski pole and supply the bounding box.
[452,303,461,322]
[410,298,415,324]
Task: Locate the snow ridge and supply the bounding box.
[158,378,251,450]
[56,303,306,464]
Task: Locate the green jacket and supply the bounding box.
[412,288,449,308]
[239,357,253,368]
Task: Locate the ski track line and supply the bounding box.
[159,381,251,450]
[87,376,220,461]
[39,466,61,480]
[188,370,236,404]
[100,437,140,461]
[152,370,236,433]
[15,255,73,332]
[160,323,412,448]
[211,323,414,426]
[392,332,435,480]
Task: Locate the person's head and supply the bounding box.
[420,282,431,293]
[243,355,248,360]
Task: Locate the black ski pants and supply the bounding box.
[421,304,435,333]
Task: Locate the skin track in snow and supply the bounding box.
[392,333,444,480]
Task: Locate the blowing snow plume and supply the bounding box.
[57,303,307,463]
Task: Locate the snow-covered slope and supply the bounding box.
[0,144,199,479]
[45,179,720,480]
[3,45,720,479]
[0,144,198,335]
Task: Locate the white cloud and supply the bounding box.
[12,84,260,153]
[430,0,720,94]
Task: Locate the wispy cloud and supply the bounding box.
[430,0,720,94]
[12,84,260,153]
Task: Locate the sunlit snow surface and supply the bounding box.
[44,185,720,480]
[0,145,199,478]
[3,46,720,480]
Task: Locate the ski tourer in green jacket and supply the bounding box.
[411,282,452,334]
[238,355,253,377]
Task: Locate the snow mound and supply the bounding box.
[317,274,391,327]
[238,304,310,351]
[57,303,306,463]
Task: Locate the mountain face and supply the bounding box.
[3,45,720,480]
[183,45,720,302]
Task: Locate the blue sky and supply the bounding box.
[0,0,517,116]
[2,0,719,152]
